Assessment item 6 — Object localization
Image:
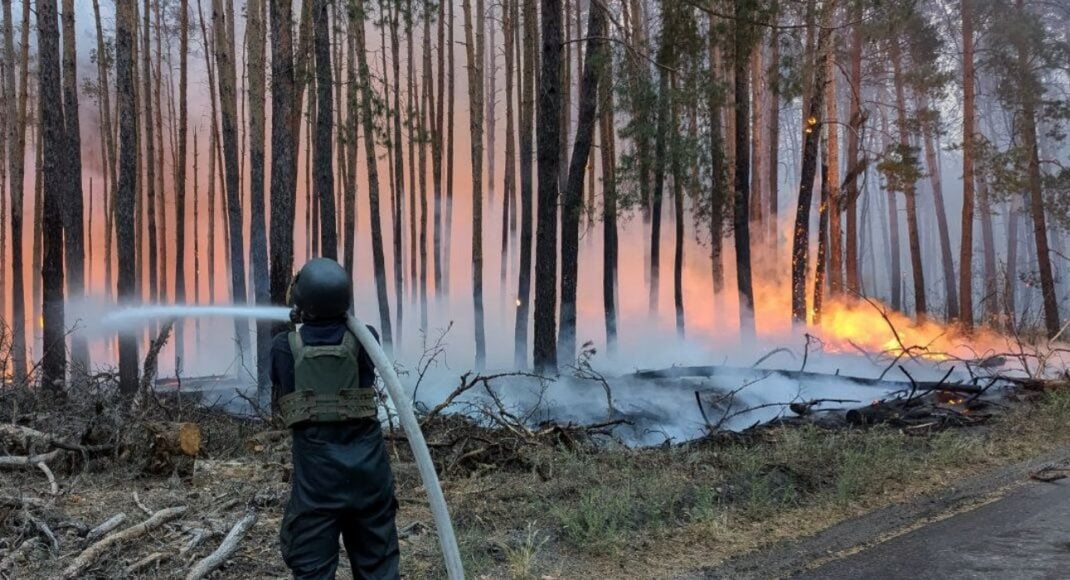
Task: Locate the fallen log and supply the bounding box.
[633,365,983,394]
[0,424,111,454]
[126,551,169,574]
[185,509,257,580]
[61,505,187,579]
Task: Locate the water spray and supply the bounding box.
[344,314,465,579]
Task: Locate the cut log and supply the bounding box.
[62,505,187,579]
[185,509,257,580]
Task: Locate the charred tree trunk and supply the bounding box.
[514,0,536,368]
[312,0,336,259]
[825,38,841,297]
[501,0,516,285]
[248,0,270,402]
[733,2,755,337]
[388,1,404,343]
[558,4,604,364]
[38,0,68,388]
[116,0,139,394]
[60,0,87,372]
[600,45,618,356]
[844,12,862,295]
[790,3,833,323]
[708,28,726,298]
[142,0,159,307]
[767,1,780,256]
[268,0,298,335]
[534,0,562,373]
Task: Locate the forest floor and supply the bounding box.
[1,376,1069,579]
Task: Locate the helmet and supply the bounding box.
[289,258,352,322]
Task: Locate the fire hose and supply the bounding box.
[345,314,465,579]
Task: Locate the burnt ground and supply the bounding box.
[2,378,1070,579]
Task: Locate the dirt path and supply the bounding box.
[686,447,1070,580]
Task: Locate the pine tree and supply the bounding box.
[534,0,562,373]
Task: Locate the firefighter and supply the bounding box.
[271,258,400,580]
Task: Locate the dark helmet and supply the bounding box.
[289,258,352,321]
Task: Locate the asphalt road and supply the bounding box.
[803,478,1070,580]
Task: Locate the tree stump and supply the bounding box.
[127,422,202,476]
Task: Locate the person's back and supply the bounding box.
[271,259,400,580]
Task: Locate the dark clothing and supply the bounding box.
[271,319,400,580]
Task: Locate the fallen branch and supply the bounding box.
[22,509,59,555]
[85,513,127,542]
[0,424,111,454]
[62,505,188,579]
[0,449,62,465]
[0,495,47,509]
[125,551,169,574]
[36,461,58,495]
[185,509,258,580]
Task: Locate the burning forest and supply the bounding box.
[3,0,1070,577]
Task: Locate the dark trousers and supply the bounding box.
[280,422,400,580]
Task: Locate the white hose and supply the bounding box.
[345,315,465,580]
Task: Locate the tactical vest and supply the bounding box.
[278,330,378,428]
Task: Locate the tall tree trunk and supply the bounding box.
[733,2,756,337]
[534,0,562,373]
[93,0,117,305]
[406,3,417,298]
[268,0,297,337]
[444,0,455,297]
[419,3,431,331]
[648,82,668,314]
[879,106,903,310]
[312,0,336,259]
[486,1,497,205]
[344,7,358,279]
[844,11,862,295]
[890,41,926,318]
[212,0,250,359]
[825,36,841,297]
[154,0,167,304]
[600,42,618,356]
[116,0,139,394]
[813,148,829,321]
[767,1,780,255]
[918,93,958,319]
[513,0,536,368]
[978,172,998,322]
[3,0,28,382]
[433,0,445,299]
[708,28,726,298]
[38,0,68,387]
[959,0,976,329]
[142,0,159,306]
[389,1,404,343]
[671,75,685,338]
[461,0,487,368]
[352,0,393,348]
[790,2,833,323]
[557,4,604,364]
[175,0,189,370]
[60,0,87,372]
[1013,0,1059,337]
[1005,197,1020,325]
[501,0,516,285]
[248,0,270,402]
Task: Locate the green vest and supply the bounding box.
[278,330,378,428]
